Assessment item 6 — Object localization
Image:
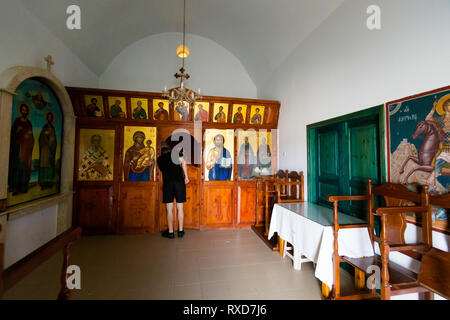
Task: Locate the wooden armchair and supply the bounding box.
[276,171,304,203]
[327,179,434,300]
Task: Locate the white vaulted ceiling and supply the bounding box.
[19,0,344,88]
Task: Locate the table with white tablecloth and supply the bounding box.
[268,202,374,289]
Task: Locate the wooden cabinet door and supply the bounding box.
[77,185,114,234]
[183,165,200,229]
[119,182,158,233]
[202,182,234,229]
[237,182,257,227]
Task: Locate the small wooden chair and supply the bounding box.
[276,171,304,203]
[327,179,434,300]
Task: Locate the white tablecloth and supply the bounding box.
[268,203,374,288]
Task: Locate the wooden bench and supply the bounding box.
[0,226,82,300]
[327,180,435,300]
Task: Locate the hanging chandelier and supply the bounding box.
[162,0,202,105]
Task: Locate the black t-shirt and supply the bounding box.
[157,152,184,183]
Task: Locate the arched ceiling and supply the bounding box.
[19,0,344,88]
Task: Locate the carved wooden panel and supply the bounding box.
[77,185,114,234]
[237,183,257,227]
[119,183,158,233]
[202,182,234,228]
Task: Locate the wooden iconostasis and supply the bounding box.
[67,87,280,235]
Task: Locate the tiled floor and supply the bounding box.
[2,229,355,300]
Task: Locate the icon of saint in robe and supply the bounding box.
[86,98,103,117]
[79,135,113,180]
[110,100,126,118]
[132,100,147,119]
[256,137,272,175]
[175,102,189,121]
[251,108,262,124]
[238,136,256,179]
[206,134,232,181]
[233,107,244,124]
[215,106,227,123]
[154,102,169,120]
[38,111,57,189]
[8,102,35,194]
[194,104,209,122]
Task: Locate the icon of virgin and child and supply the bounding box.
[123,131,155,181]
[205,134,232,181]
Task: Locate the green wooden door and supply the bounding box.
[308,106,386,221]
[316,124,341,208]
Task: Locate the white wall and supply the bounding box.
[100,32,257,99]
[259,0,450,299]
[0,0,98,87]
[4,205,58,269]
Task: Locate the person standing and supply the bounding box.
[157,144,189,239]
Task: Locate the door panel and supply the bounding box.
[119,183,158,233]
[345,118,381,218]
[202,182,234,228]
[78,185,114,234]
[237,183,257,227]
[317,126,340,207]
[311,110,382,220]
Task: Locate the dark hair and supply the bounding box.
[161,141,171,154]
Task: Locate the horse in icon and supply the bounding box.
[399,120,446,184]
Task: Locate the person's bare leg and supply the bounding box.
[166,202,174,233]
[176,202,184,231]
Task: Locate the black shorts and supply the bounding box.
[163,180,186,203]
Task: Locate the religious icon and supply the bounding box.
[153,99,169,120]
[131,98,148,120]
[250,105,265,125]
[233,104,247,124]
[123,126,157,182]
[255,131,272,176]
[84,95,105,117]
[194,102,209,122]
[387,88,450,233]
[237,130,257,179]
[204,129,234,181]
[9,102,34,195]
[175,101,190,121]
[78,129,114,181]
[108,96,127,119]
[38,111,58,189]
[7,79,62,207]
[213,103,228,123]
